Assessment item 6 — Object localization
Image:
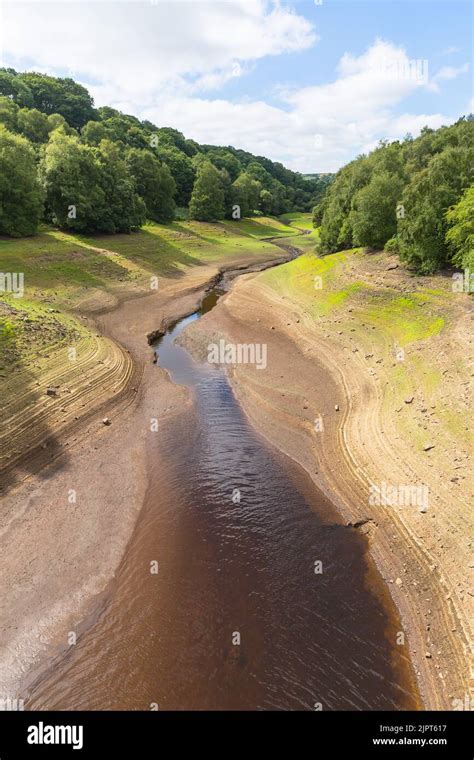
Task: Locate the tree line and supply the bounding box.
[314,117,474,273]
[0,68,332,237]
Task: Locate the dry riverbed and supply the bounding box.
[0,218,300,701]
[0,221,471,710]
[179,247,473,710]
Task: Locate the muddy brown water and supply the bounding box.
[26,285,419,710]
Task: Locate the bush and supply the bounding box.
[384,236,400,254]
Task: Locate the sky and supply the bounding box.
[0,0,472,172]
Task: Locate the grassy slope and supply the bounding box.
[279,212,314,231]
[260,248,469,447]
[0,218,287,479]
[0,219,283,372]
[277,212,320,254]
[221,216,298,239]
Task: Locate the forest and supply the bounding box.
[314,117,474,273]
[1,67,472,276]
[0,68,331,236]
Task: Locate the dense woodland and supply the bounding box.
[314,118,474,273]
[0,68,472,276]
[0,68,331,237]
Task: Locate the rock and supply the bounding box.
[46,387,57,397]
[102,418,112,426]
[386,263,399,271]
[423,443,435,451]
[146,328,165,345]
[334,404,339,411]
[425,652,432,658]
[405,396,414,404]
[395,578,403,586]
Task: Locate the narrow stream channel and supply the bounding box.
[26,272,419,711]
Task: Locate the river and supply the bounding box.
[26,268,419,710]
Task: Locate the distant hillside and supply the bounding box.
[0,68,332,237]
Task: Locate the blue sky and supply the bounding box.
[1,0,472,172]
[235,1,472,114]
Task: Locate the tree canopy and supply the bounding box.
[316,117,474,273]
[0,126,43,236]
[189,162,225,221]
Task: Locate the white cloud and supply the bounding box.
[2,0,316,102]
[1,4,456,172]
[427,63,469,92]
[141,39,451,171]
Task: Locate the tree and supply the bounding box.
[17,72,96,128]
[318,158,372,252]
[0,95,19,132]
[445,185,474,270]
[0,126,43,236]
[17,107,50,143]
[94,140,146,232]
[246,161,273,189]
[350,171,404,249]
[47,113,75,135]
[157,146,195,206]
[81,120,109,145]
[398,147,474,272]
[0,69,34,107]
[40,131,106,232]
[269,178,289,215]
[206,149,241,181]
[316,116,474,269]
[260,188,273,215]
[189,162,225,221]
[41,133,146,233]
[126,148,176,223]
[156,127,188,153]
[229,172,261,218]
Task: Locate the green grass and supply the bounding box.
[357,294,445,345]
[222,216,298,239]
[0,219,280,306]
[261,248,447,338]
[261,250,365,316]
[279,212,315,231]
[260,246,468,451]
[0,231,131,295]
